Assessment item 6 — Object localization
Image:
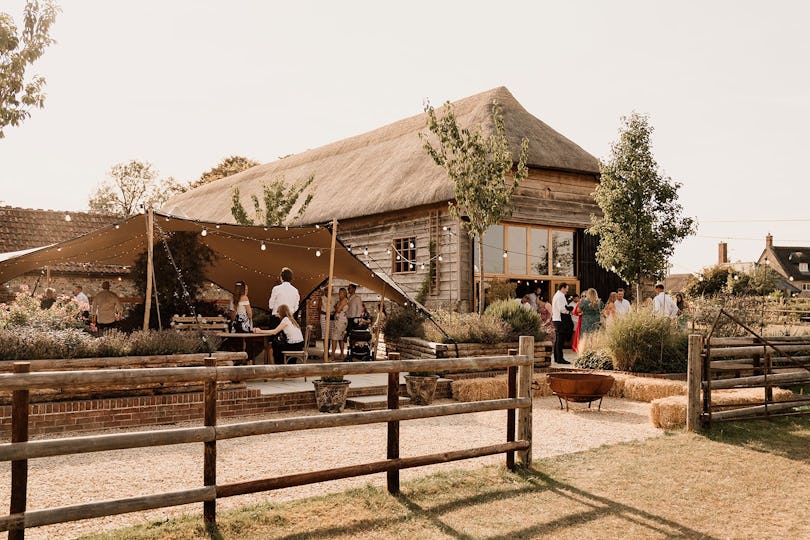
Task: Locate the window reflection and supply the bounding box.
[508,227,526,275]
[552,230,574,276]
[529,228,548,275]
[472,224,504,274]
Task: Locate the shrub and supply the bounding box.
[0,286,84,331]
[383,304,425,340]
[128,330,216,356]
[0,327,91,360]
[573,332,613,370]
[423,309,511,344]
[604,310,688,373]
[484,300,547,341]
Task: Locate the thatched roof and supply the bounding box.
[164,87,599,225]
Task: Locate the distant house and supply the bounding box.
[757,234,810,297]
[164,87,625,310]
[0,206,130,303]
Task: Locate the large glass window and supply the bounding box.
[480,225,504,273]
[475,224,575,278]
[507,227,526,275]
[529,228,548,275]
[552,230,574,276]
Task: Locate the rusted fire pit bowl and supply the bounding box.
[546,372,615,411]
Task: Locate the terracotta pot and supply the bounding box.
[312,379,351,413]
[405,374,439,405]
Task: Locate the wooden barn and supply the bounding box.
[164,87,624,310]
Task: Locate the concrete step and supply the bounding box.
[345,395,410,411]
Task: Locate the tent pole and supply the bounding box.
[323,218,338,361]
[143,208,154,331]
[45,266,50,287]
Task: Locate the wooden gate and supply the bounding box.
[686,309,810,430]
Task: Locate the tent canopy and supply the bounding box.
[0,211,412,306]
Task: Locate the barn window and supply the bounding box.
[800,262,809,273]
[392,237,416,273]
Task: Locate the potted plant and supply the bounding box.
[404,371,440,405]
[312,374,351,413]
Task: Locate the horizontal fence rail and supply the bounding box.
[687,323,810,430]
[0,336,536,536]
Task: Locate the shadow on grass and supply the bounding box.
[269,468,712,540]
[704,414,810,463]
[395,468,714,540]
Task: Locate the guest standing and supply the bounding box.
[228,281,253,333]
[91,281,122,333]
[579,288,603,335]
[614,288,631,318]
[551,283,569,364]
[330,288,349,360]
[603,292,618,325]
[267,267,300,328]
[652,284,678,319]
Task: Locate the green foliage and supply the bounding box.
[230,174,314,226]
[422,309,511,344]
[421,99,529,313]
[0,284,83,330]
[189,155,260,189]
[486,279,516,304]
[685,265,731,297]
[382,304,426,340]
[131,231,216,329]
[0,0,59,138]
[484,300,547,341]
[686,264,780,298]
[588,113,695,292]
[573,331,614,370]
[0,328,219,360]
[604,309,688,373]
[88,160,186,217]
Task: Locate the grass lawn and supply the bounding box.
[82,416,810,539]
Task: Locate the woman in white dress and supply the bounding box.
[330,288,349,360]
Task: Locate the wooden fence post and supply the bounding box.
[387,352,400,494]
[686,334,703,432]
[203,357,217,528]
[10,362,31,540]
[516,337,533,467]
[506,349,517,471]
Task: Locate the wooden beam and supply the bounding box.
[216,441,529,498]
[516,336,534,467]
[387,352,400,495]
[707,343,810,359]
[686,334,703,432]
[142,208,154,332]
[709,398,810,421]
[323,217,337,361]
[708,371,810,390]
[203,356,217,527]
[9,363,29,540]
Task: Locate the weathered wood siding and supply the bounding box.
[511,169,600,228]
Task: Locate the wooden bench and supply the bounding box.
[171,315,229,333]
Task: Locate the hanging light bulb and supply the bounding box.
[363,247,369,256]
[438,255,443,262]
[316,249,321,257]
[201,228,208,237]
[420,263,425,270]
[114,224,120,230]
[410,264,415,270]
[315,224,320,229]
[215,224,220,229]
[260,242,266,251]
[57,247,62,252]
[503,251,508,258]
[396,255,401,261]
[64,214,71,222]
[347,246,352,252]
[409,241,415,249]
[386,248,391,255]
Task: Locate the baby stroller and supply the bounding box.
[348,327,373,361]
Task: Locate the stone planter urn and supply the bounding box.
[405,374,439,405]
[312,379,351,413]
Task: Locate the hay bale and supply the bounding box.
[649,387,796,429]
[623,377,686,402]
[451,374,554,402]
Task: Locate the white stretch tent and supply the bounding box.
[0,211,412,307]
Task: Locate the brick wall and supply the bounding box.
[0,384,393,438]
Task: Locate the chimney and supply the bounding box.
[766,233,773,249]
[718,242,728,264]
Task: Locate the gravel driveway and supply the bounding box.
[1,396,661,539]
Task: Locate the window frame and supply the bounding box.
[392,237,417,273]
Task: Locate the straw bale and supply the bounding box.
[649,387,796,429]
[451,374,553,402]
[622,377,686,402]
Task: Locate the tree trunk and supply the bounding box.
[478,235,485,315]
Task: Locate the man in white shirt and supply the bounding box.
[268,267,300,326]
[652,284,678,319]
[614,288,632,318]
[551,283,569,364]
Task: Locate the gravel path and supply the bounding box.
[1,397,661,539]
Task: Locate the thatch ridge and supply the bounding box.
[164,86,599,224]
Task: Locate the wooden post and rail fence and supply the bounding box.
[686,331,810,431]
[0,336,535,537]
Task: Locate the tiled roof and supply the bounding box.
[0,206,127,276]
[770,246,810,282]
[0,206,120,254]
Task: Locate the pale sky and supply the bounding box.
[1,0,808,275]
